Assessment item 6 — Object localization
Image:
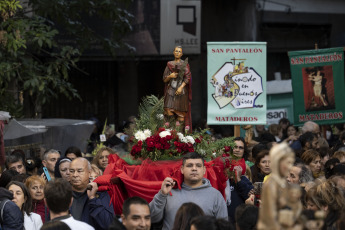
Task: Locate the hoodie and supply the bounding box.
[149,178,228,230]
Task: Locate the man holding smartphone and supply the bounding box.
[149,152,228,230]
[42,149,61,181]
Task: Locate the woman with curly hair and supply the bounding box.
[92,147,116,171]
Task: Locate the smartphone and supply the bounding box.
[43,167,51,181]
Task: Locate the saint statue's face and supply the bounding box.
[173,47,183,59]
[279,156,294,178]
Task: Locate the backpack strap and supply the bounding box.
[0,199,10,225]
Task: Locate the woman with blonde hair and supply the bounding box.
[314,180,345,229]
[257,142,296,230]
[92,147,116,171]
[25,175,49,223]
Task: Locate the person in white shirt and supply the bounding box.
[7,181,43,230]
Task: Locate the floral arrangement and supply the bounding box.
[130,122,202,160]
[126,95,236,161]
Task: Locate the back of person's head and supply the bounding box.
[122,196,149,217]
[258,132,276,143]
[235,204,258,230]
[11,174,29,183]
[0,169,19,187]
[41,221,71,230]
[251,143,268,160]
[64,146,82,158]
[315,180,345,211]
[25,156,42,174]
[332,150,345,162]
[302,121,319,134]
[182,152,204,166]
[324,158,340,179]
[172,202,204,230]
[6,181,32,215]
[299,132,316,149]
[190,216,234,230]
[330,164,345,177]
[279,118,290,126]
[318,147,330,160]
[44,178,72,213]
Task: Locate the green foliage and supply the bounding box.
[136,95,165,132]
[0,0,133,117]
[28,0,134,55]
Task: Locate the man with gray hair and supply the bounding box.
[69,157,115,230]
[42,149,61,180]
[301,121,320,135]
[286,163,313,185]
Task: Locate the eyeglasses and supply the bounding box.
[234,146,244,150]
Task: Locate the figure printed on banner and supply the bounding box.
[302,65,335,112]
[210,58,263,109]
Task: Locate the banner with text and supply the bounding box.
[207,42,267,125]
[288,47,345,125]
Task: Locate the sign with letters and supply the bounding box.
[288,47,345,125]
[267,108,287,125]
[160,0,201,54]
[207,42,267,125]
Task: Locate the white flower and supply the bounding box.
[199,149,206,155]
[134,131,146,141]
[159,130,171,138]
[180,137,188,143]
[143,129,151,138]
[156,114,164,120]
[177,132,188,143]
[185,136,195,144]
[212,152,216,157]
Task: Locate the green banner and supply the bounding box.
[288,47,345,125]
[207,42,267,125]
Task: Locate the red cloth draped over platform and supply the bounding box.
[94,154,233,215]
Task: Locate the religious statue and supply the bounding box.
[307,67,328,108]
[257,142,302,230]
[163,46,192,130]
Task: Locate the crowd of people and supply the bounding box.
[1,119,345,230]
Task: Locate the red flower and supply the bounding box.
[147,147,153,152]
[165,135,173,141]
[195,138,201,143]
[138,140,143,147]
[158,127,166,133]
[225,159,230,168]
[155,143,162,149]
[224,146,230,152]
[146,140,155,148]
[188,147,194,152]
